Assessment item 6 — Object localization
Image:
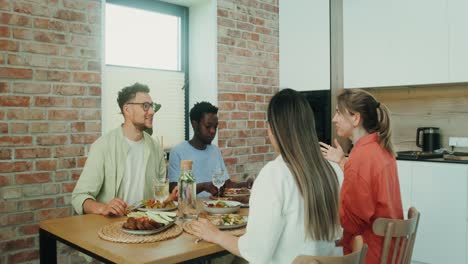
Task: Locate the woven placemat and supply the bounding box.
[98,221,183,243]
[182,221,246,237]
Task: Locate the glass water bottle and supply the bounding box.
[178,160,197,220]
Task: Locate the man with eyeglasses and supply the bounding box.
[72,83,166,216]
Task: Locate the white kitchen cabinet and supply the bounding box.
[279,0,330,91]
[397,160,468,264]
[396,161,412,213]
[448,0,468,82]
[343,0,449,88]
[412,162,467,264]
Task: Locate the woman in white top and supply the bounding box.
[191,88,341,263]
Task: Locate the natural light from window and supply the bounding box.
[105,3,180,71]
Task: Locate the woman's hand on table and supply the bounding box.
[99,198,127,217]
[191,218,222,244]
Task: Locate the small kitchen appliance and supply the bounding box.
[416,127,441,152]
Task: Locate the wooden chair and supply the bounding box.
[292,235,368,264]
[372,207,420,264]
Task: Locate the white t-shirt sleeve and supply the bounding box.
[238,160,286,263]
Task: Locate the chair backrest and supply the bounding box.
[372,207,421,264]
[292,235,368,264]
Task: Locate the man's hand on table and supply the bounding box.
[246,176,255,189]
[197,182,219,196]
[98,198,127,216]
[225,178,255,189]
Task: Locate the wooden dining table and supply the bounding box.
[39,200,249,264]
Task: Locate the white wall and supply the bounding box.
[279,0,330,91]
[188,0,217,138]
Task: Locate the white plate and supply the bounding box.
[121,221,175,235]
[204,201,241,214]
[223,188,251,197]
[138,202,178,212]
[218,216,248,230]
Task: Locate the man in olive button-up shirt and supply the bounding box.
[72,83,166,216]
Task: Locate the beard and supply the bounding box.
[133,122,149,132]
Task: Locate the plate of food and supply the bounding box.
[138,199,178,212]
[203,200,241,214]
[121,215,175,235]
[199,213,247,230]
[223,188,250,197]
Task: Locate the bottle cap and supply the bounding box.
[180,160,192,170]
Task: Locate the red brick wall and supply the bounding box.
[0,0,101,263]
[0,0,279,262]
[217,0,279,181]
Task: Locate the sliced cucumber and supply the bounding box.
[158,211,177,218]
[146,211,169,225]
[127,212,147,218]
[158,213,174,222]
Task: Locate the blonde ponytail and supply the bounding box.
[377,103,395,156]
[337,89,395,156]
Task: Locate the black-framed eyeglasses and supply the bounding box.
[126,102,162,112]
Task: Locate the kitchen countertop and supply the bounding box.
[396,156,468,164]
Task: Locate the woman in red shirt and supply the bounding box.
[320,89,403,263]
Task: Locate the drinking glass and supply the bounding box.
[154,177,169,202]
[212,168,226,200]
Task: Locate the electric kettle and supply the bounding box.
[416,127,441,152]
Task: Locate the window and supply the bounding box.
[105,3,180,70]
[103,0,188,149]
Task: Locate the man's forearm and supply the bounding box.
[196,182,206,194]
[173,181,207,194]
[82,199,105,215]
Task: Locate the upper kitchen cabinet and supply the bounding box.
[343,0,451,88]
[279,0,330,91]
[448,0,468,82]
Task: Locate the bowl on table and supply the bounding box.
[203,200,241,214]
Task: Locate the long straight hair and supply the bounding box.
[336,89,395,156]
[267,89,340,241]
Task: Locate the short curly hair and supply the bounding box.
[190,102,218,123]
[117,83,150,113]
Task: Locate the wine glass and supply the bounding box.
[212,168,225,200]
[154,177,169,202]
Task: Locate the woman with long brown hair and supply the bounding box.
[191,88,340,263]
[320,89,403,263]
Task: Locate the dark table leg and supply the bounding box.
[40,228,57,264]
[39,228,113,264]
[179,250,230,264]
